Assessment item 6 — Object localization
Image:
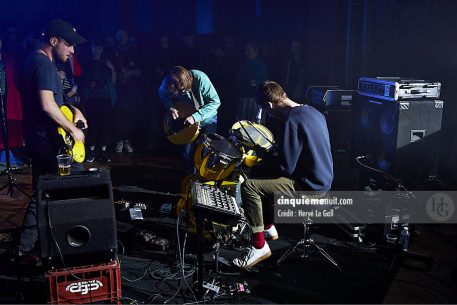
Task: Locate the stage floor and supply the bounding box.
[1,152,456,304]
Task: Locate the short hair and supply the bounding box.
[166,66,193,94]
[40,35,53,45]
[255,81,287,108]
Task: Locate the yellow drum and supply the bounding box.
[163,101,200,145]
[229,121,275,167]
[194,133,242,181]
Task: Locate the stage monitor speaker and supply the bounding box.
[352,96,443,188]
[305,85,339,114]
[37,168,117,268]
[324,89,355,153]
[305,87,355,152]
[305,86,356,190]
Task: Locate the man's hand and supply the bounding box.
[67,85,78,97]
[72,107,88,129]
[57,70,66,80]
[169,107,179,120]
[184,115,195,125]
[70,128,85,143]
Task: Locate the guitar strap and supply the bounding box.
[189,91,200,111]
[190,74,201,111]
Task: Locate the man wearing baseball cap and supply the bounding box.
[41,19,87,46]
[17,19,87,263]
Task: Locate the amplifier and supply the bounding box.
[191,182,241,220]
[352,96,443,188]
[358,77,441,101]
[37,168,117,268]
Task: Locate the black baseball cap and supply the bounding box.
[42,19,86,45]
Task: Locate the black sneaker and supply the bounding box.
[97,151,111,163]
[86,150,95,163]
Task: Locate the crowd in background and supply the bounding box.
[0,26,319,165]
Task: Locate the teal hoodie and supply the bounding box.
[158,69,220,125]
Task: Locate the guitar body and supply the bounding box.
[57,104,85,163]
[163,101,200,145]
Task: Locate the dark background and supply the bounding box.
[1,0,457,185]
[2,0,457,87]
[1,3,456,303]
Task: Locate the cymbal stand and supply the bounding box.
[277,217,342,272]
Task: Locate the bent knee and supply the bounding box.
[241,179,257,192]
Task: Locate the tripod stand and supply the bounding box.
[0,84,30,198]
[277,217,342,272]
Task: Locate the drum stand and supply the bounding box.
[276,217,342,272]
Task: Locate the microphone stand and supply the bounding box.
[355,156,433,272]
[0,67,31,198]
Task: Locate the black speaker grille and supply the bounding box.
[37,169,117,268]
[352,97,443,188]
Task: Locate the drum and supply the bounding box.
[194,133,242,181]
[229,121,275,167]
[163,101,200,145]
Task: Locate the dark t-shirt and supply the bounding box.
[20,52,63,145]
[278,105,334,191]
[20,52,64,176]
[80,58,111,99]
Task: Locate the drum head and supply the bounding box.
[163,101,200,145]
[194,133,242,181]
[163,115,200,145]
[230,121,274,150]
[205,133,242,159]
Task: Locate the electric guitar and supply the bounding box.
[163,101,200,145]
[57,104,85,163]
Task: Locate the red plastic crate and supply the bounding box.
[45,260,122,304]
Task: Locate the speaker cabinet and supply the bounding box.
[37,169,117,268]
[306,87,357,190]
[305,87,356,152]
[353,96,443,188]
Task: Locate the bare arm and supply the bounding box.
[69,104,88,129]
[106,60,117,85]
[39,90,85,143]
[67,84,78,97]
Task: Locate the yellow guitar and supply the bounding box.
[57,104,85,163]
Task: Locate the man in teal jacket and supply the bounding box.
[159,66,220,173]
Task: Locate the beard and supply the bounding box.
[52,48,69,63]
